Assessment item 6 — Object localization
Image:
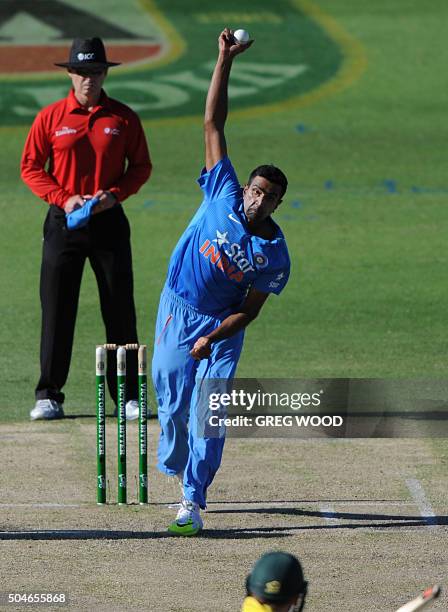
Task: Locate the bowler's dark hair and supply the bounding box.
[248,165,288,198]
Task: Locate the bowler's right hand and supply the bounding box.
[219,28,253,60]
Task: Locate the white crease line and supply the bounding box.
[319,504,339,522]
[405,478,439,529]
[0,503,81,508]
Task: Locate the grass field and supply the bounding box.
[0,1,447,610]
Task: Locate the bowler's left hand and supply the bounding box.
[190,337,212,360]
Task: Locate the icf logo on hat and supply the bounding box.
[55,38,121,70]
[77,52,95,61]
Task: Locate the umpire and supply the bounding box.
[21,38,152,420]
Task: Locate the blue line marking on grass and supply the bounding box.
[282,181,448,200]
[295,124,310,133]
[411,185,448,194]
[383,179,398,194]
[143,200,156,208]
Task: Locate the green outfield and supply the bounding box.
[0,2,447,609]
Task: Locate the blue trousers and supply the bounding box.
[152,287,244,508]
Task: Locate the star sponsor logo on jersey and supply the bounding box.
[276,272,285,280]
[199,229,255,282]
[55,125,77,137]
[213,230,229,247]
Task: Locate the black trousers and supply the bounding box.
[36,205,139,405]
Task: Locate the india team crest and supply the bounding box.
[254,253,269,269]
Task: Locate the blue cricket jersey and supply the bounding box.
[166,156,290,317]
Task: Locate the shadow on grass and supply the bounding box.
[206,499,407,504]
[1,511,445,541]
[207,506,447,525]
[202,520,444,537]
[0,528,286,541]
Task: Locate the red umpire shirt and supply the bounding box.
[21,88,151,206]
[21,83,151,415]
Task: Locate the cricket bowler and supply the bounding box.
[152,29,291,535]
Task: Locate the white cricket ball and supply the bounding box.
[233,29,250,44]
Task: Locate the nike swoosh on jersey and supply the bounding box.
[228,213,242,224]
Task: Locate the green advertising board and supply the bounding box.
[0,0,365,126]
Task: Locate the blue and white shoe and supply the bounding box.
[30,399,64,421]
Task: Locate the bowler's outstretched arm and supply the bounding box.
[204,28,252,171]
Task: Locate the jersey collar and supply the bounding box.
[67,88,110,113]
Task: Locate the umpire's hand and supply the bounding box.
[63,194,87,213]
[91,189,118,214]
